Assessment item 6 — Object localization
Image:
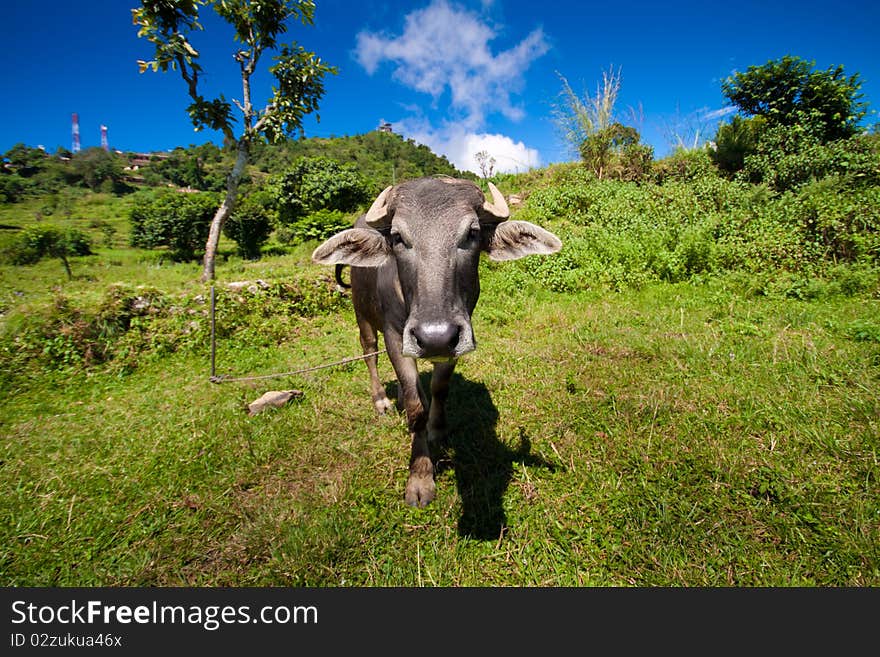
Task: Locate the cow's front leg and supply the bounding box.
[428,359,456,443]
[385,330,435,507]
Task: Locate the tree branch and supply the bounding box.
[175,52,200,103]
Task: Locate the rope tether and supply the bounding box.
[209,349,387,385]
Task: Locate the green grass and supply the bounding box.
[1,247,877,585]
[1,181,878,587]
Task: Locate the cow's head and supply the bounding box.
[312,177,561,361]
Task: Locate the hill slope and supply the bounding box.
[249,130,470,188]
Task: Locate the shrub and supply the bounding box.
[710,115,765,176]
[272,156,370,225]
[70,147,127,193]
[578,123,654,182]
[654,147,719,183]
[618,143,655,182]
[740,126,880,191]
[129,189,219,261]
[223,189,276,259]
[0,173,27,203]
[287,208,354,243]
[713,199,815,273]
[786,178,880,263]
[5,224,92,279]
[273,225,297,245]
[88,220,118,248]
[826,263,880,297]
[515,178,730,291]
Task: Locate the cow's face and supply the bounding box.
[312,178,562,361]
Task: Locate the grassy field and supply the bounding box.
[1,212,878,585]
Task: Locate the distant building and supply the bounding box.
[125,151,170,170]
[378,121,393,134]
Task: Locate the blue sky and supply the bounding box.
[1,0,878,174]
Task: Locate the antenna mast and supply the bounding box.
[101,125,109,151]
[72,113,81,153]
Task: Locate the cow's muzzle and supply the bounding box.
[402,319,476,361]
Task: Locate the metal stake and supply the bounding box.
[210,285,216,380]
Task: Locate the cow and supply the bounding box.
[312,176,561,507]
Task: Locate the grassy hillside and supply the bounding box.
[249,130,469,189]
[1,136,878,586]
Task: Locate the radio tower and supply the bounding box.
[101,125,109,151]
[71,113,81,153]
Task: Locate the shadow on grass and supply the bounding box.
[422,372,558,541]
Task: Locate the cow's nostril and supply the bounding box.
[448,325,460,349]
[413,322,460,356]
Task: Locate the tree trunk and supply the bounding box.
[200,139,250,283]
[60,254,72,280]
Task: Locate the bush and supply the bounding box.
[578,123,654,182]
[223,189,276,259]
[654,147,719,183]
[70,147,127,193]
[786,178,880,263]
[288,209,354,244]
[740,126,880,191]
[129,189,219,261]
[618,143,655,182]
[516,177,730,291]
[826,263,880,297]
[144,146,228,192]
[272,156,370,225]
[512,140,876,294]
[710,115,765,176]
[713,198,815,273]
[0,173,27,203]
[273,225,297,245]
[5,224,92,279]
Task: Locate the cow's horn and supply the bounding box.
[365,186,393,227]
[482,182,509,221]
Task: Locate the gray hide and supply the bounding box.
[312,177,561,507]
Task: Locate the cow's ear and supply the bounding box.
[312,228,391,267]
[483,221,562,262]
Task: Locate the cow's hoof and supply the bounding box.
[373,396,394,415]
[405,472,436,508]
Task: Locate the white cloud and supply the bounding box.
[460,132,541,174]
[396,119,541,174]
[355,0,547,128]
[701,106,737,121]
[354,0,548,170]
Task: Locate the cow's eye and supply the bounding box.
[461,226,480,247]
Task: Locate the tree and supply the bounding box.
[9,225,92,280]
[133,0,336,282]
[3,143,48,177]
[71,147,126,192]
[474,150,496,179]
[721,55,867,143]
